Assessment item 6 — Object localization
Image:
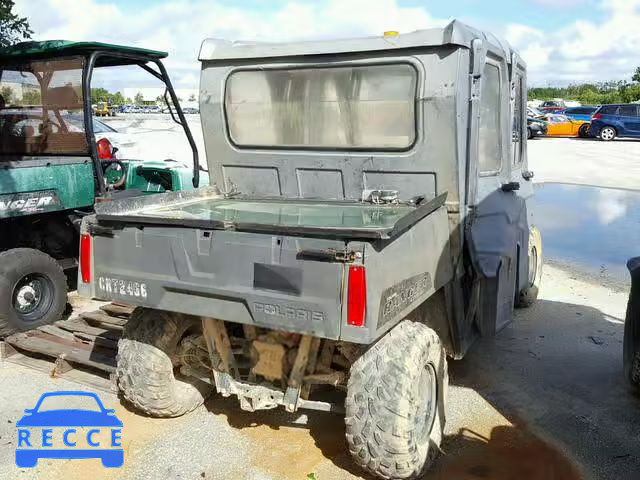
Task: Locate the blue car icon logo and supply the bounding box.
[15,391,123,468]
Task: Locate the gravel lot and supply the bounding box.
[1,119,638,480]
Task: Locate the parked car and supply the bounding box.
[589,104,640,141]
[527,117,547,139]
[527,106,546,119]
[544,114,591,138]
[539,100,566,113]
[560,106,598,122]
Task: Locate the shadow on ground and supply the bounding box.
[195,295,640,480]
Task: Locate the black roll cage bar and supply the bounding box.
[83,51,200,195]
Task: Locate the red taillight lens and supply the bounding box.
[347,266,367,327]
[80,234,92,284]
[96,138,113,160]
[592,113,602,120]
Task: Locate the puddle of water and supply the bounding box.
[531,183,640,283]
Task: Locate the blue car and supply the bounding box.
[560,106,598,122]
[589,104,640,141]
[15,391,123,468]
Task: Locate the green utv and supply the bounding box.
[0,41,205,336]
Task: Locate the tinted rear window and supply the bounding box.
[568,107,595,115]
[598,105,619,115]
[619,105,639,117]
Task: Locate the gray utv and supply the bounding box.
[78,20,542,479]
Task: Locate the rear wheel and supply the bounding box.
[345,320,448,479]
[578,123,590,138]
[600,126,616,141]
[116,308,214,417]
[0,248,67,337]
[516,226,543,308]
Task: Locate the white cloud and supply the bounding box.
[13,0,640,89]
[14,0,445,91]
[505,0,640,84]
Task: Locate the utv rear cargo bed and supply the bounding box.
[92,188,447,240]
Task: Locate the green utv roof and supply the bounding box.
[0,40,168,62]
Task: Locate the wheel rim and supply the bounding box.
[12,273,55,322]
[602,128,614,140]
[416,363,438,445]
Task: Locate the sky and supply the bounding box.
[13,0,640,91]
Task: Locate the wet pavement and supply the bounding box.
[532,183,640,284]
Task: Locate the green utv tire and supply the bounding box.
[0,248,67,337]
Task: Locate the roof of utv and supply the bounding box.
[0,41,168,63]
[199,20,517,64]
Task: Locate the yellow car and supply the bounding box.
[544,114,591,138]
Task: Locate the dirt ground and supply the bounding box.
[1,263,637,480]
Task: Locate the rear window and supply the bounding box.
[0,57,89,157]
[598,105,619,115]
[224,64,418,150]
[619,105,639,117]
[568,107,593,115]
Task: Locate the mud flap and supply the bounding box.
[468,190,528,336]
[624,257,640,386]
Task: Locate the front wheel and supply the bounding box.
[0,249,67,337]
[527,127,534,140]
[345,320,448,479]
[600,126,616,141]
[516,226,543,308]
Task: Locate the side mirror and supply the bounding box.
[104,408,116,414]
[23,409,34,414]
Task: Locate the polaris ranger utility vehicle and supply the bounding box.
[78,21,542,479]
[0,41,202,337]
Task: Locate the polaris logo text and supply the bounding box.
[254,302,324,322]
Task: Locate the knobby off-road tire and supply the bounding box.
[345,320,448,480]
[117,308,213,417]
[516,226,543,308]
[0,248,67,338]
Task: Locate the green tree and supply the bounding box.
[91,87,111,104]
[21,89,41,105]
[111,91,125,105]
[0,0,32,47]
[632,67,640,84]
[0,85,13,104]
[134,92,144,105]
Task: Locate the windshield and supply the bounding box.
[0,56,89,157]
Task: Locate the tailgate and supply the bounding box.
[81,224,348,340]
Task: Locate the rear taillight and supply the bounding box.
[347,265,367,327]
[96,138,114,160]
[80,234,92,284]
[592,113,602,120]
